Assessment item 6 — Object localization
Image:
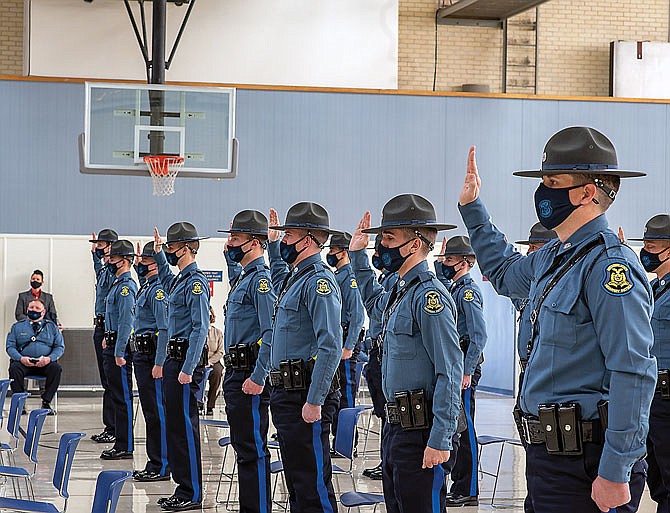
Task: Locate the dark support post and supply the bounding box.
[149,0,167,156]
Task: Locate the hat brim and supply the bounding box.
[165,236,210,243]
[514,239,554,245]
[438,251,475,256]
[628,237,670,241]
[362,223,457,234]
[513,169,646,178]
[217,229,268,236]
[89,238,115,243]
[269,225,338,234]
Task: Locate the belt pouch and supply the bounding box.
[395,391,413,429]
[558,403,582,454]
[289,359,306,390]
[538,404,562,453]
[410,389,428,428]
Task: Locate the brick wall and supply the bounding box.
[0,0,24,75]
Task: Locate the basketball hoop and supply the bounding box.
[143,155,184,196]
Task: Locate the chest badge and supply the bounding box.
[120,286,130,296]
[423,290,445,315]
[258,278,271,293]
[350,278,358,289]
[155,289,166,301]
[192,281,203,295]
[463,289,475,302]
[316,279,332,295]
[603,263,634,295]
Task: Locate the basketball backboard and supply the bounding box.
[79,82,237,179]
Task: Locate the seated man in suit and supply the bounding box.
[15,270,59,325]
[6,299,64,414]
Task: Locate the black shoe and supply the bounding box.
[330,448,343,458]
[271,432,278,441]
[41,401,55,415]
[367,466,383,480]
[160,496,202,511]
[21,407,27,415]
[445,495,478,507]
[92,431,116,444]
[362,463,381,477]
[205,408,214,416]
[157,495,177,506]
[134,470,171,482]
[100,448,133,460]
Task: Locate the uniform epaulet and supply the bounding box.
[418,270,435,284]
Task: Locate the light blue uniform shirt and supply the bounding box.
[334,263,366,350]
[6,319,64,361]
[460,198,656,482]
[134,274,169,366]
[651,272,670,370]
[93,253,115,316]
[104,271,138,357]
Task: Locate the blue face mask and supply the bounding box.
[326,252,342,268]
[165,250,181,266]
[377,239,414,273]
[371,254,384,271]
[280,236,308,265]
[94,247,106,259]
[534,183,585,230]
[107,260,120,274]
[441,263,458,281]
[227,239,253,263]
[640,248,669,273]
[136,263,151,277]
[27,310,42,321]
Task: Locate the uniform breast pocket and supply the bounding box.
[388,313,417,360]
[277,295,301,332]
[136,295,147,309]
[540,293,580,349]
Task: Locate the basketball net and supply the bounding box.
[143,156,184,196]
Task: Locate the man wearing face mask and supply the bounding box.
[349,194,462,513]
[458,127,654,513]
[362,235,398,481]
[153,223,210,512]
[434,235,487,507]
[326,231,366,448]
[15,270,59,325]
[90,229,119,444]
[629,215,670,513]
[266,203,342,513]
[100,239,138,461]
[131,242,170,482]
[7,299,64,414]
[219,209,276,513]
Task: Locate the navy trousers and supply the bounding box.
[270,387,339,513]
[648,393,670,513]
[134,354,169,476]
[332,357,358,439]
[163,359,205,502]
[525,443,647,512]
[382,423,457,513]
[94,325,115,434]
[450,368,481,497]
[102,348,134,452]
[223,368,272,513]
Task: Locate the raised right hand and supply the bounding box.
[437,236,447,262]
[459,146,481,206]
[268,208,281,243]
[153,227,163,253]
[91,232,97,253]
[349,212,371,251]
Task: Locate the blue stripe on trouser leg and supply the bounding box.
[345,360,354,408]
[155,378,169,476]
[183,383,201,503]
[312,420,335,513]
[432,464,446,513]
[120,362,134,452]
[463,387,478,496]
[252,394,268,513]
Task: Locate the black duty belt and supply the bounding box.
[167,338,208,367]
[94,315,106,329]
[104,331,118,348]
[269,358,340,394]
[385,389,431,431]
[224,342,260,371]
[134,333,158,356]
[657,370,670,399]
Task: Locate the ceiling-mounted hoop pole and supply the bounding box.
[123,0,151,83]
[166,0,197,70]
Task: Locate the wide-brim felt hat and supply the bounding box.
[165,222,209,243]
[363,194,456,234]
[108,239,136,257]
[270,202,336,233]
[629,214,670,241]
[513,126,645,178]
[327,231,352,248]
[89,229,119,243]
[139,241,156,258]
[218,210,268,236]
[438,235,474,256]
[515,222,558,245]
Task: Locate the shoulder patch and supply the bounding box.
[350,278,358,289]
[257,278,271,293]
[192,281,204,295]
[316,278,332,296]
[423,290,445,315]
[120,286,130,297]
[155,289,166,301]
[463,289,475,302]
[602,262,634,296]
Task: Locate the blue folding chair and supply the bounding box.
[0,393,30,463]
[0,379,13,427]
[0,408,50,499]
[90,470,133,513]
[195,366,214,405]
[25,375,58,433]
[339,491,385,512]
[332,406,371,491]
[0,431,86,513]
[215,436,234,504]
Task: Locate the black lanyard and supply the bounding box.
[379,277,421,345]
[224,265,267,315]
[168,269,196,296]
[655,281,670,302]
[273,264,317,320]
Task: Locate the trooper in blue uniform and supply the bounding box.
[325,231,366,446]
[132,242,170,482]
[630,215,670,513]
[266,203,342,513]
[361,236,398,481]
[349,194,463,513]
[153,223,210,512]
[434,235,487,507]
[100,239,137,461]
[219,210,276,513]
[90,229,119,444]
[458,127,655,512]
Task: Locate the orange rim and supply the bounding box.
[144,155,184,177]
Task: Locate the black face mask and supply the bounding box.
[30,281,42,290]
[94,247,106,259]
[640,248,670,273]
[280,236,308,265]
[371,254,384,271]
[227,239,253,263]
[165,249,182,266]
[377,239,414,273]
[441,263,458,281]
[136,263,151,277]
[326,252,343,268]
[534,183,585,230]
[27,310,42,321]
